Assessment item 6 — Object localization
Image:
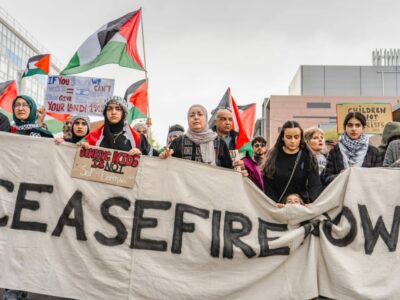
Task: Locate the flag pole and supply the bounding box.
[140,8,150,119]
[140,8,153,140]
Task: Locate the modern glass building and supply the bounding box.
[0,6,62,105]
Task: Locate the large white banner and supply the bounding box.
[0,132,399,299]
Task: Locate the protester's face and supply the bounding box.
[345,118,364,140]
[252,141,267,156]
[188,107,206,133]
[308,132,324,153]
[282,128,301,152]
[65,120,72,130]
[73,119,88,137]
[286,195,301,205]
[215,110,233,135]
[106,104,123,124]
[13,98,31,121]
[136,127,147,137]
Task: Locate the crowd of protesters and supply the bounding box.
[1,94,400,299]
[1,95,399,199]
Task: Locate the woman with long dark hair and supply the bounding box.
[321,112,380,185]
[262,121,322,204]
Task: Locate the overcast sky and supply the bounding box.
[2,0,400,144]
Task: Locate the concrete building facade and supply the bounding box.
[263,95,400,146]
[289,65,400,97]
[259,62,400,146]
[0,6,62,105]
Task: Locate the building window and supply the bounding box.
[307,102,331,109]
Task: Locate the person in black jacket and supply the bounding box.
[160,104,233,169]
[0,111,10,132]
[262,120,322,204]
[212,108,238,150]
[321,112,380,186]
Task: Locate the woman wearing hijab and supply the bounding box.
[55,114,90,144]
[4,95,53,300]
[262,120,322,204]
[81,96,153,156]
[321,112,380,186]
[9,95,53,138]
[160,104,232,168]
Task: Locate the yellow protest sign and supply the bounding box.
[336,103,392,134]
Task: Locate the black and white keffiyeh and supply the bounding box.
[339,133,369,168]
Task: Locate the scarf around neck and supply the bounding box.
[339,133,369,168]
[186,129,218,165]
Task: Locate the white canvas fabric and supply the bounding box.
[0,132,399,299]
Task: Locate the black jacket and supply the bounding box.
[321,144,381,186]
[169,135,233,169]
[212,126,238,150]
[0,112,9,132]
[263,148,322,204]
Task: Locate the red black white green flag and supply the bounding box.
[124,79,148,124]
[22,54,50,78]
[0,80,18,113]
[209,87,250,149]
[61,9,144,75]
[237,103,256,138]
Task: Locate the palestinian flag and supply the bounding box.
[209,87,250,149]
[61,9,144,75]
[46,112,70,123]
[124,79,148,124]
[238,103,256,138]
[22,54,50,78]
[0,80,18,113]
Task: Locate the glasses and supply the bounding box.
[14,104,30,110]
[253,143,266,148]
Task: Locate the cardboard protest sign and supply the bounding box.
[1,132,400,299]
[336,102,392,134]
[71,146,139,188]
[45,75,114,115]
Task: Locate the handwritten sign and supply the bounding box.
[336,102,393,134]
[71,146,139,188]
[45,75,114,116]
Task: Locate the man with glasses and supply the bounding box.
[241,136,268,190]
[251,136,268,166]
